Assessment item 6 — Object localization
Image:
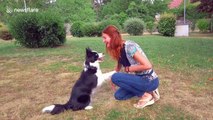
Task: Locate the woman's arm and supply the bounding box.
[126,50,152,72]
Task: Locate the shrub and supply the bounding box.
[38,11,66,47]
[158,13,176,37]
[9,11,66,48]
[0,23,13,40]
[81,23,99,37]
[71,21,84,37]
[96,20,122,36]
[71,20,121,37]
[0,29,13,40]
[197,19,209,32]
[123,18,145,36]
[108,12,128,27]
[146,21,155,34]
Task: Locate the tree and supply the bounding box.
[99,0,169,22]
[91,0,111,21]
[99,0,133,19]
[0,0,96,23]
[191,0,213,32]
[51,0,96,23]
[0,0,48,23]
[186,3,206,31]
[126,1,149,19]
[191,0,213,14]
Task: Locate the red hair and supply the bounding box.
[102,25,124,61]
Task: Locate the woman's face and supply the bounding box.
[102,33,111,48]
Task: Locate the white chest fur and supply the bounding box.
[96,69,104,87]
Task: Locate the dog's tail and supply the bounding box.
[42,104,66,115]
[42,95,91,115]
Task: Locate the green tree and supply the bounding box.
[0,0,48,23]
[0,0,96,23]
[0,0,21,22]
[99,0,134,19]
[186,3,207,31]
[168,0,207,31]
[99,0,169,24]
[126,1,148,19]
[50,0,96,23]
[191,0,213,32]
[143,0,170,17]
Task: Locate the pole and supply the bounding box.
[183,0,186,24]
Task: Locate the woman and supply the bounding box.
[102,25,160,109]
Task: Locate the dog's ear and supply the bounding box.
[86,47,92,57]
[86,47,91,52]
[86,47,91,53]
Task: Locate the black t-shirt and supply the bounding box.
[118,44,130,67]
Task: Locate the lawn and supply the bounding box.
[0,35,212,120]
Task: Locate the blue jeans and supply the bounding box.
[111,72,159,100]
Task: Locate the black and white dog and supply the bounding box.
[42,48,115,115]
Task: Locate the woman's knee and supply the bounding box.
[111,73,121,84]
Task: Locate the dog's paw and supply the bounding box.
[42,105,55,113]
[103,71,116,80]
[84,105,93,110]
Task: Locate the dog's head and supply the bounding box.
[84,47,104,72]
[86,47,104,63]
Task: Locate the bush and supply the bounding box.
[0,23,13,40]
[123,18,145,36]
[38,11,66,47]
[158,13,176,37]
[96,20,122,37]
[71,20,121,37]
[0,29,13,40]
[9,11,66,48]
[197,19,209,32]
[71,21,84,37]
[146,21,155,34]
[108,12,128,27]
[81,23,99,37]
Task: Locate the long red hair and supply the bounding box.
[102,25,124,61]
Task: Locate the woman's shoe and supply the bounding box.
[152,88,160,102]
[133,98,155,109]
[134,93,155,109]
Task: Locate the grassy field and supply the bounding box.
[0,35,212,120]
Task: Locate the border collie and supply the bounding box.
[42,48,115,115]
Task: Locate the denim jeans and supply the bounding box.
[111,72,159,100]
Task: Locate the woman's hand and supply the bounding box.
[110,80,116,91]
[124,66,130,73]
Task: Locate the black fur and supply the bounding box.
[43,48,101,115]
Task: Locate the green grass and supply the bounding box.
[1,36,212,71]
[124,36,213,71]
[155,105,195,120]
[0,36,212,120]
